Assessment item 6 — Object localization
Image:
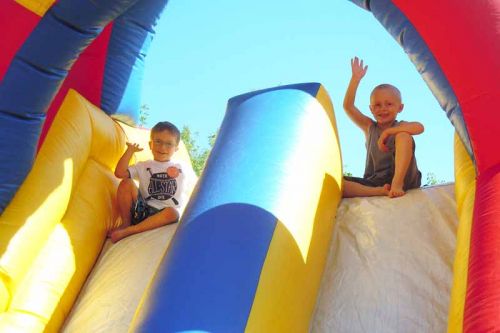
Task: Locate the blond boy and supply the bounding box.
[343,57,424,198]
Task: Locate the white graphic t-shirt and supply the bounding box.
[128,159,191,210]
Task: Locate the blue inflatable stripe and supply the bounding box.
[135,204,277,332]
[53,0,140,28]
[349,0,371,10]
[227,82,322,111]
[358,0,474,162]
[101,0,169,122]
[0,111,45,213]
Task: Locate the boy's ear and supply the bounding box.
[398,103,404,112]
[149,141,153,150]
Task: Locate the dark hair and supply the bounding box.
[371,83,402,101]
[151,121,181,144]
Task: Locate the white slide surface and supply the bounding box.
[62,224,178,332]
[312,184,457,332]
[63,184,457,332]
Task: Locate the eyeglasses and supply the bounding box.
[152,139,176,148]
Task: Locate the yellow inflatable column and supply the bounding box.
[0,90,125,332]
[447,133,477,333]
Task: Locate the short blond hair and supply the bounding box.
[371,84,402,102]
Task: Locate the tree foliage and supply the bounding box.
[343,165,353,177]
[424,172,446,186]
[181,126,216,176]
[139,104,150,127]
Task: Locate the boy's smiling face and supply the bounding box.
[369,87,404,127]
[149,130,179,162]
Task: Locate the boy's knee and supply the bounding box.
[394,132,413,146]
[117,178,137,195]
[160,207,179,223]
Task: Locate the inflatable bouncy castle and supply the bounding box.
[0,0,498,332]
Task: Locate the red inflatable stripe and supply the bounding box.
[393,0,500,173]
[0,1,40,80]
[39,24,113,147]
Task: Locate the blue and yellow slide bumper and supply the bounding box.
[131,82,343,332]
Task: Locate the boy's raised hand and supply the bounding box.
[126,142,143,153]
[351,57,368,80]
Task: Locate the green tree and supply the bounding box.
[424,172,445,186]
[343,165,353,177]
[181,126,216,176]
[139,104,150,127]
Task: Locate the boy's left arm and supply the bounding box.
[378,121,424,152]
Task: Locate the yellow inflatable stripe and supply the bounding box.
[316,85,342,148]
[45,162,119,332]
[0,94,93,309]
[0,311,46,333]
[246,88,342,331]
[447,133,476,333]
[5,223,76,331]
[0,90,125,332]
[14,0,55,17]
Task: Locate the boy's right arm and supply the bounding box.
[343,57,373,136]
[114,143,143,179]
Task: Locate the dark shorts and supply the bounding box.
[130,193,162,225]
[344,174,421,191]
[344,176,383,187]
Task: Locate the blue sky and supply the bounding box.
[142,0,455,183]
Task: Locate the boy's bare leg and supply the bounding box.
[390,132,413,198]
[109,179,138,236]
[110,207,179,243]
[343,180,390,198]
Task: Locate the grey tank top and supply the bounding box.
[363,120,421,189]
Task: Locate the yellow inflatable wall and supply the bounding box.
[447,133,476,333]
[0,89,191,332]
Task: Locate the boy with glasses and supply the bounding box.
[109,121,191,243]
[342,57,424,198]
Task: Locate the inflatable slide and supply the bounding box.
[62,183,459,332]
[1,0,499,332]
